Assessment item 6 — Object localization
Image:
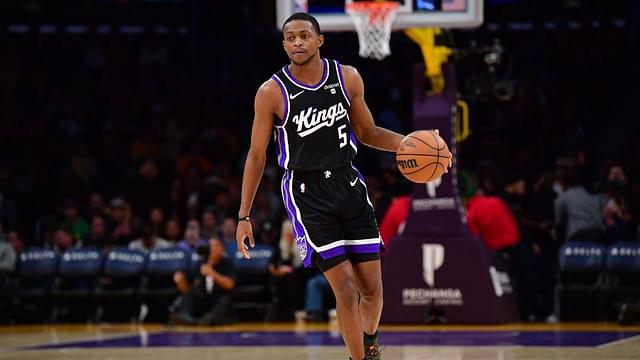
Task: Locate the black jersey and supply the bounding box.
[271,58,357,171]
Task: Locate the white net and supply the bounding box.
[346,1,400,60]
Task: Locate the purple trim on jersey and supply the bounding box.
[349,129,358,153]
[271,75,289,127]
[352,165,366,183]
[275,127,287,168]
[271,75,290,167]
[336,60,351,104]
[283,58,329,90]
[281,171,313,267]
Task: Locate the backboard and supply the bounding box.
[276,0,483,32]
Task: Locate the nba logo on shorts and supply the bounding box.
[422,244,445,287]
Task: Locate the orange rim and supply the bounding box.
[346,1,400,23]
[345,1,400,11]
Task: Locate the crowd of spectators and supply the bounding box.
[1,1,639,324]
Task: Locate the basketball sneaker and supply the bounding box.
[364,331,382,360]
[364,343,382,360]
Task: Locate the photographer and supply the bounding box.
[171,237,236,325]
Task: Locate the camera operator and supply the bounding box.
[171,236,236,325]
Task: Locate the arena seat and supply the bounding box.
[96,248,146,322]
[603,241,640,320]
[140,247,190,322]
[52,248,102,322]
[232,244,275,321]
[555,241,606,321]
[11,248,58,323]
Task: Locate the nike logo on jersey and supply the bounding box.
[350,178,358,187]
[289,90,304,100]
[292,103,348,137]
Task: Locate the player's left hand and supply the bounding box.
[236,220,255,259]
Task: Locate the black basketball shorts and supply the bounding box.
[281,164,383,271]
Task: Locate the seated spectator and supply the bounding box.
[273,219,317,320]
[165,218,182,243]
[304,274,333,322]
[220,217,237,255]
[466,189,521,252]
[0,223,16,323]
[84,215,111,249]
[177,219,206,253]
[51,226,76,253]
[265,221,296,320]
[0,233,16,272]
[379,195,410,249]
[87,192,108,218]
[201,207,219,240]
[61,199,90,243]
[7,230,25,254]
[130,158,169,219]
[149,207,166,238]
[258,219,279,246]
[129,225,171,254]
[599,164,635,242]
[170,237,235,325]
[110,197,133,246]
[465,175,537,321]
[520,173,558,322]
[554,163,604,243]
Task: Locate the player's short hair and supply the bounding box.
[282,12,321,35]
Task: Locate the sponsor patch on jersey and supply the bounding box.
[323,82,339,90]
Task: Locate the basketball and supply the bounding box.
[396,130,450,183]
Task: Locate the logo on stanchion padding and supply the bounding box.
[422,244,444,287]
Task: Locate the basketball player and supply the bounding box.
[236,12,451,360]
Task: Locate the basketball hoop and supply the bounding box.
[346,1,400,60]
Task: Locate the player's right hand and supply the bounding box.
[431,129,453,171]
[236,220,255,259]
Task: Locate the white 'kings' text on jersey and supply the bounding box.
[271,58,357,171]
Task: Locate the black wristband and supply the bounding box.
[238,216,250,222]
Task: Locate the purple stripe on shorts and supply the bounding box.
[317,243,380,260]
[281,171,313,267]
[317,246,347,260]
[344,243,381,254]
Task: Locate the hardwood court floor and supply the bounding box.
[1,322,639,360]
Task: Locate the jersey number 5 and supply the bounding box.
[338,124,347,148]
